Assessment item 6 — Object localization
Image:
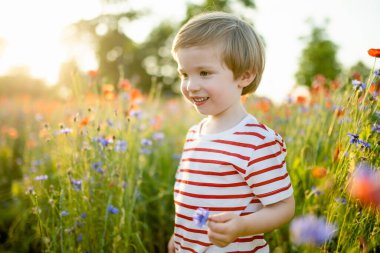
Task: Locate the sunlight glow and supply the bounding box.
[0,0,101,85]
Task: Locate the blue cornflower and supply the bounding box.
[93,137,111,147]
[107,205,119,214]
[141,138,152,146]
[290,215,337,246]
[106,118,114,127]
[71,179,82,191]
[61,211,69,217]
[115,140,127,152]
[352,80,366,91]
[35,175,48,181]
[335,197,347,205]
[193,208,209,228]
[91,162,102,170]
[77,234,83,243]
[130,110,143,119]
[153,132,165,141]
[81,212,87,219]
[347,133,359,144]
[358,139,371,149]
[140,148,152,155]
[374,69,380,76]
[60,128,72,134]
[32,160,44,167]
[311,186,323,196]
[347,133,371,149]
[372,124,380,133]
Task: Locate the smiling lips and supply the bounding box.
[192,97,209,106]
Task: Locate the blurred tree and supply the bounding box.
[66,11,142,89]
[64,0,257,95]
[135,21,178,94]
[184,0,255,22]
[295,24,341,87]
[0,67,51,97]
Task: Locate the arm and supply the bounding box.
[207,195,295,247]
[167,233,175,253]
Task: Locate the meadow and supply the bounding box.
[0,56,379,252]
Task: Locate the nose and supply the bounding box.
[185,77,201,92]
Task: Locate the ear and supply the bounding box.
[238,71,256,88]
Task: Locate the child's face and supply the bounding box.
[176,45,246,119]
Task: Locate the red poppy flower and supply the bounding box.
[368,48,380,58]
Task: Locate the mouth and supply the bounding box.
[192,97,209,105]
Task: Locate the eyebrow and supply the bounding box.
[178,65,214,73]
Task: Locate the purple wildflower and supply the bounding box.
[153,132,165,141]
[71,179,82,191]
[193,208,209,228]
[140,148,152,155]
[372,124,380,133]
[347,133,371,149]
[374,69,380,76]
[358,139,371,149]
[114,140,127,152]
[141,138,152,146]
[347,133,359,144]
[35,175,48,181]
[77,234,83,243]
[354,162,375,178]
[106,118,114,127]
[61,211,69,217]
[130,110,143,119]
[32,160,44,167]
[107,205,119,214]
[60,128,72,134]
[93,137,111,147]
[352,80,366,91]
[91,162,102,170]
[335,197,347,205]
[81,212,87,219]
[311,186,323,196]
[290,215,337,246]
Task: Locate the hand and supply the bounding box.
[167,234,175,253]
[207,212,241,247]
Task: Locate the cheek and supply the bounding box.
[180,82,189,97]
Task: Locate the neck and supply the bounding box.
[202,106,248,134]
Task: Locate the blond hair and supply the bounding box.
[172,11,265,95]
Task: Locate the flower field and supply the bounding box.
[0,55,379,252]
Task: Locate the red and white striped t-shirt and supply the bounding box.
[173,115,293,253]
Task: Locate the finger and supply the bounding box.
[208,212,234,223]
[208,231,229,248]
[208,220,229,234]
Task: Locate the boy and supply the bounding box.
[168,11,295,253]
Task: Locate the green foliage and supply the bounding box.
[295,25,341,87]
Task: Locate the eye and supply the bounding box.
[200,71,209,77]
[179,72,188,79]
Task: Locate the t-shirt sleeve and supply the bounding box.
[244,132,293,206]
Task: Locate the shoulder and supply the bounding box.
[243,115,286,153]
[243,115,284,142]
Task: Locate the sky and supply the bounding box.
[0,0,379,103]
